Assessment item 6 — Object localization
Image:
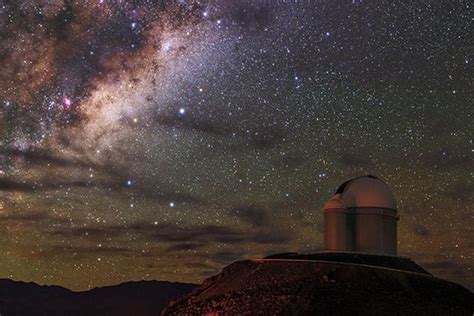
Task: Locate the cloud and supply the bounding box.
[441,182,474,202]
[0,148,97,169]
[251,229,294,244]
[210,251,245,265]
[150,223,294,245]
[152,112,286,149]
[49,226,122,239]
[404,250,473,290]
[164,243,206,253]
[338,152,372,168]
[28,244,156,259]
[49,222,294,246]
[0,178,100,192]
[0,211,70,224]
[150,224,248,243]
[131,187,205,206]
[230,205,269,227]
[421,260,472,289]
[0,175,203,207]
[413,224,431,237]
[0,147,130,182]
[423,150,471,171]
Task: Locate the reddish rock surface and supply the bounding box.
[163,258,473,315]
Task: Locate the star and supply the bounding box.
[0,0,470,292]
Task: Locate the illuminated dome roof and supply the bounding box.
[334,175,397,210]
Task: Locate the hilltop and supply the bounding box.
[163,253,473,315]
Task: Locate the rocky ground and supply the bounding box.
[163,259,473,315]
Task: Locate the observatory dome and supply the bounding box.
[335,175,397,210]
[323,194,346,210]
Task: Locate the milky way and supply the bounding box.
[0,0,472,290]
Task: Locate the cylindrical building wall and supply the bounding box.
[354,212,380,254]
[381,215,397,255]
[324,210,347,251]
[353,208,398,255]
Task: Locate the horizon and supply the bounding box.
[0,1,472,292]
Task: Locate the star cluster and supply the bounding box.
[0,0,472,290]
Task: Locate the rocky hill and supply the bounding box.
[0,279,196,315]
[163,256,473,315]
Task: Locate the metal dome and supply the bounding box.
[323,194,346,210]
[334,175,397,210]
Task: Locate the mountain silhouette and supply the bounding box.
[0,278,196,315]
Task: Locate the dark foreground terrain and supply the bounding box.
[163,255,474,315]
[0,279,196,316]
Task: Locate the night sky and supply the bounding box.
[0,0,472,291]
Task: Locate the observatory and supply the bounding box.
[165,175,474,316]
[323,175,398,256]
